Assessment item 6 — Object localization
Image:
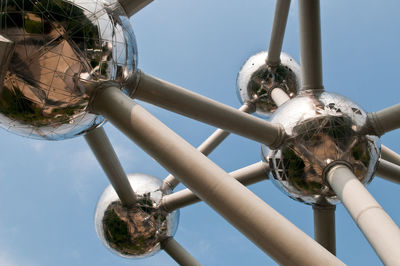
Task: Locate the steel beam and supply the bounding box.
[326,164,400,265]
[131,71,286,149]
[381,144,400,166]
[91,86,343,265]
[161,238,201,266]
[163,103,255,190]
[271,87,290,106]
[313,204,336,255]
[299,0,324,90]
[119,0,153,17]
[85,127,137,207]
[376,158,400,185]
[161,161,270,212]
[367,103,400,136]
[267,0,291,66]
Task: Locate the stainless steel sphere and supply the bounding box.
[261,91,380,205]
[237,51,301,116]
[0,0,137,140]
[94,173,179,259]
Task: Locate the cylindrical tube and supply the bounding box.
[161,238,201,266]
[132,71,286,149]
[313,204,336,255]
[271,87,290,106]
[161,161,270,212]
[91,86,343,265]
[85,127,137,207]
[267,0,291,66]
[381,144,400,166]
[326,164,400,265]
[118,0,153,17]
[299,0,324,90]
[376,159,400,185]
[368,103,400,136]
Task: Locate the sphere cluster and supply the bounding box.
[0,0,137,140]
[94,174,179,258]
[237,51,301,116]
[262,91,380,205]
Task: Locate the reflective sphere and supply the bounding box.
[237,51,301,116]
[94,173,179,258]
[262,91,380,205]
[0,0,137,140]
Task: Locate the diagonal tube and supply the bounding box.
[91,86,343,265]
[326,164,400,265]
[163,103,255,190]
[130,71,286,149]
[367,103,400,136]
[299,0,324,90]
[313,204,336,255]
[161,161,270,212]
[118,0,153,17]
[161,238,201,266]
[267,0,292,66]
[376,158,400,185]
[85,127,137,207]
[381,144,400,166]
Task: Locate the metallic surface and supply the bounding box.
[237,51,300,116]
[299,0,323,90]
[133,71,287,149]
[161,238,201,266]
[326,164,400,265]
[95,173,179,258]
[367,102,400,136]
[91,86,344,265]
[263,91,380,205]
[381,144,400,166]
[376,158,400,185]
[0,0,137,140]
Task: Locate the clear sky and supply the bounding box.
[0,0,399,265]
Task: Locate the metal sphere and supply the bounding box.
[94,173,179,259]
[0,0,137,140]
[237,51,300,116]
[261,91,380,205]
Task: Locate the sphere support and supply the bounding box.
[91,85,344,265]
[313,204,336,255]
[326,164,400,265]
[367,103,400,136]
[381,144,400,166]
[161,238,201,266]
[118,0,153,16]
[267,0,291,66]
[375,159,400,185]
[131,71,287,149]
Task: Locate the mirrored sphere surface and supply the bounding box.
[262,91,380,205]
[237,51,301,116]
[95,173,179,259]
[0,0,137,140]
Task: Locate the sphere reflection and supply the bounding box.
[262,91,380,205]
[0,0,137,140]
[237,51,301,116]
[94,173,179,258]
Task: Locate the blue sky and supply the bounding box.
[0,0,399,265]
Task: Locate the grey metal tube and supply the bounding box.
[161,161,270,212]
[163,103,255,190]
[313,204,336,255]
[376,158,400,185]
[367,103,400,136]
[299,0,324,90]
[267,0,291,66]
[84,127,137,207]
[161,238,201,266]
[132,71,286,149]
[118,0,153,17]
[326,164,400,265]
[381,144,400,166]
[271,87,290,106]
[91,86,343,265]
